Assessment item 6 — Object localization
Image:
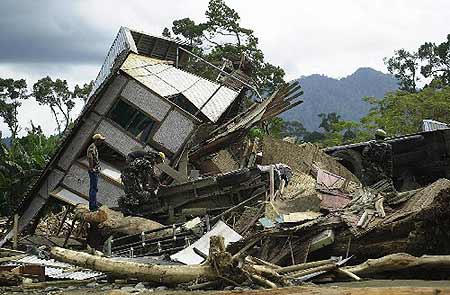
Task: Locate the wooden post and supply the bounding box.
[105,236,113,257]
[279,179,286,195]
[269,166,275,202]
[12,214,19,250]
[56,207,72,236]
[63,219,76,248]
[178,149,189,177]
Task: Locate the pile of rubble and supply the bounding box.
[2,27,450,294]
[2,134,450,293]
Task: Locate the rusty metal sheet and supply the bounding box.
[320,193,352,210]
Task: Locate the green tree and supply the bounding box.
[361,85,450,136]
[32,77,92,134]
[73,81,93,102]
[303,131,326,143]
[318,112,341,132]
[266,117,284,138]
[282,120,307,139]
[385,34,450,91]
[384,49,419,92]
[0,125,58,216]
[0,78,28,140]
[418,34,450,85]
[164,0,286,95]
[33,77,73,134]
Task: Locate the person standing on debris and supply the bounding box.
[119,149,166,214]
[87,133,105,212]
[361,129,394,188]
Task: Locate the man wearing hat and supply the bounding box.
[361,129,394,188]
[87,133,105,211]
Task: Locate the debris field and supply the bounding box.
[1,27,450,295]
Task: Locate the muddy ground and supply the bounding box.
[2,280,450,295]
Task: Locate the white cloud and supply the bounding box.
[1,0,450,136]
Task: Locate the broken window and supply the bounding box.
[108,99,157,143]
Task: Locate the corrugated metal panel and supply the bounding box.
[9,255,104,280]
[170,221,241,265]
[422,119,449,132]
[121,53,240,122]
[126,68,178,97]
[89,27,134,98]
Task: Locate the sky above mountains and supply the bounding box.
[1,0,449,136]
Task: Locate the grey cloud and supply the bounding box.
[0,0,114,64]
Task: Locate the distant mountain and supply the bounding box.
[281,67,399,131]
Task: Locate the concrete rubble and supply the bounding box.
[2,27,450,294]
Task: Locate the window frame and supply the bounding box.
[107,97,160,144]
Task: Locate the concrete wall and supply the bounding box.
[62,163,123,207]
[121,79,171,121]
[94,74,128,115]
[96,119,144,156]
[38,169,65,198]
[57,112,101,170]
[153,110,195,153]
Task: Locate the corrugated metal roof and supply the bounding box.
[121,53,240,122]
[89,27,135,98]
[6,255,104,281]
[422,119,449,132]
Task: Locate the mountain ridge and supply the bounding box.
[282,67,399,131]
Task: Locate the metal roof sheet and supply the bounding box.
[121,53,240,122]
[6,255,104,281]
[422,119,449,132]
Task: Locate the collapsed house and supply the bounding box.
[0,27,302,247]
[3,27,450,293]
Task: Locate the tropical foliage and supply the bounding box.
[0,76,91,216]
[163,0,286,94]
[0,126,59,216]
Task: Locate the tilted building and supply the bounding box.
[0,27,244,246]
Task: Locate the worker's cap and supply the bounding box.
[92,133,106,140]
[375,129,387,138]
[158,152,166,160]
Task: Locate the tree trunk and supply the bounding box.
[50,247,218,285]
[73,205,171,240]
[344,253,450,277]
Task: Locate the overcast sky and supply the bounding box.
[1,0,449,136]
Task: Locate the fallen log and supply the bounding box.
[74,204,171,239]
[50,246,218,285]
[344,253,450,277]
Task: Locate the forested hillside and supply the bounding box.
[281,67,399,130]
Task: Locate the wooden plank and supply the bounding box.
[310,229,335,252]
[156,163,189,184]
[12,214,19,250]
[178,148,189,177]
[56,207,72,236]
[269,166,275,202]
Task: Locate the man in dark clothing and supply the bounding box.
[361,129,394,189]
[119,149,165,214]
[87,133,105,211]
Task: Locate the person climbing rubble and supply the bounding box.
[361,129,396,195]
[119,149,166,214]
[87,133,105,212]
